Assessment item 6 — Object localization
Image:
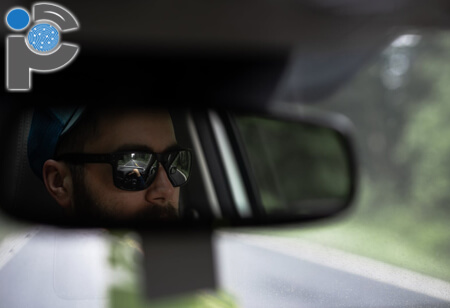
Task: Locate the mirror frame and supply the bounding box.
[0,103,357,230]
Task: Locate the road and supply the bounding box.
[1,228,450,308]
[215,232,450,308]
[0,227,110,308]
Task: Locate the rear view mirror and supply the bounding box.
[0,104,357,228]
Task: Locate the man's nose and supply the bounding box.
[145,164,175,205]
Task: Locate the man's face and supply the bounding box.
[70,109,180,222]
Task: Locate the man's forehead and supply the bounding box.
[84,108,176,153]
[98,107,173,128]
[113,143,179,153]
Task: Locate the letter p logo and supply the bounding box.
[5,2,80,91]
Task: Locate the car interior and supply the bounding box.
[1,0,450,306]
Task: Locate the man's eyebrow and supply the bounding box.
[114,143,179,153]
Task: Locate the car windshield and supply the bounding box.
[250,28,450,291]
[1,29,450,308]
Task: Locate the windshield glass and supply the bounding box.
[1,28,450,308]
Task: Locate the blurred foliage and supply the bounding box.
[395,34,450,213]
[111,288,238,308]
[256,30,450,281]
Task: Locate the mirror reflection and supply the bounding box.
[235,115,352,217]
[1,106,355,227]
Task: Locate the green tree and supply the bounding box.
[395,33,450,214]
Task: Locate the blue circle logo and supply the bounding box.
[6,8,30,30]
[27,24,60,52]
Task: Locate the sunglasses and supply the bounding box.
[56,148,192,191]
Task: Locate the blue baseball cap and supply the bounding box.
[27,106,85,181]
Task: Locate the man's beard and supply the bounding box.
[71,173,179,224]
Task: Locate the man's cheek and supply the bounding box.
[173,188,181,209]
[85,165,114,188]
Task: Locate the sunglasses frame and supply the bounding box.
[56,148,192,191]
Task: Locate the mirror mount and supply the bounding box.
[141,229,216,299]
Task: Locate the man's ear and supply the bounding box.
[42,160,73,209]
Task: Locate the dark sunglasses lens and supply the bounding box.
[166,150,192,187]
[115,152,158,191]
